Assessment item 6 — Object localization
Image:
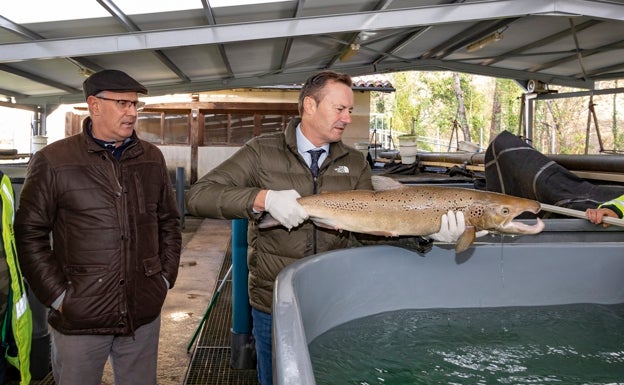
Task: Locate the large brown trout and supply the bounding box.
[260,176,545,252]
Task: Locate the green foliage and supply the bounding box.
[496,79,522,134]
[370,72,623,154]
[372,71,518,146]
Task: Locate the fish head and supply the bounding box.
[466,193,545,235]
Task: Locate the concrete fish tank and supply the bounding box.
[273,219,624,385]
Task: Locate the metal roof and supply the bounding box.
[1,0,624,108]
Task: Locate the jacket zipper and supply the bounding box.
[108,156,134,335]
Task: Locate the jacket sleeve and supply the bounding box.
[186,144,263,220]
[14,152,67,307]
[598,194,624,219]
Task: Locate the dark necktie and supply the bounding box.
[308,149,325,178]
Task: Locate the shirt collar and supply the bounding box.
[86,120,132,150]
[295,123,329,154]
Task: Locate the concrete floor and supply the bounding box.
[143,217,231,385]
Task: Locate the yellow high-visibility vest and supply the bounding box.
[0,171,32,384]
[599,194,624,219]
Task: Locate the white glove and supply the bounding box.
[265,190,309,230]
[429,210,466,242]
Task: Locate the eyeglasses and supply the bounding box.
[96,96,145,112]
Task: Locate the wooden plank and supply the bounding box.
[420,160,485,172]
[571,170,624,183]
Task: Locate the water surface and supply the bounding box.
[309,303,624,384]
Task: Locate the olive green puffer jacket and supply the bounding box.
[187,118,372,312]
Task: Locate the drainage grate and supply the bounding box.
[10,369,55,385]
[186,347,258,385]
[31,374,55,385]
[184,248,259,385]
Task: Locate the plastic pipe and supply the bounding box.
[230,218,255,369]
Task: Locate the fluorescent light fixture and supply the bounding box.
[466,32,503,53]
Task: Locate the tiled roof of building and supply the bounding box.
[352,75,395,92]
[259,74,395,93]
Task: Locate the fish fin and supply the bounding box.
[312,222,339,231]
[312,221,396,237]
[368,230,398,237]
[454,226,476,253]
[371,175,404,191]
[257,213,281,229]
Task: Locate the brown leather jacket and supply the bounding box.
[187,118,373,313]
[15,118,181,335]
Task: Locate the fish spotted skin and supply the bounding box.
[259,176,545,253]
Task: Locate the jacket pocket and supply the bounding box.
[64,264,109,299]
[134,172,146,214]
[61,264,113,328]
[143,255,163,277]
[137,256,168,318]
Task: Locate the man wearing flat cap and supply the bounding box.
[15,69,181,385]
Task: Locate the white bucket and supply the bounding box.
[31,135,48,154]
[401,155,416,164]
[399,145,418,157]
[398,135,418,157]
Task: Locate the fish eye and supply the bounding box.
[502,207,510,215]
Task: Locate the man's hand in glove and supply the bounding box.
[429,211,488,242]
[264,190,308,230]
[429,210,466,242]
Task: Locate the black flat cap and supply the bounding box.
[83,69,148,100]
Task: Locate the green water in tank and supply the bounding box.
[308,303,624,384]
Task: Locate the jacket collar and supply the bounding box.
[284,117,350,162]
[81,117,142,159]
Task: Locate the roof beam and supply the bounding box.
[528,39,624,72]
[16,57,594,106]
[421,18,518,60]
[372,27,431,65]
[276,0,307,74]
[0,15,102,91]
[368,59,595,89]
[324,0,396,68]
[0,100,39,112]
[0,15,41,40]
[480,19,603,66]
[582,62,624,79]
[0,87,27,99]
[96,0,190,82]
[201,0,234,78]
[0,64,79,93]
[2,0,623,62]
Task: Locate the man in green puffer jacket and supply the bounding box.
[187,70,467,385]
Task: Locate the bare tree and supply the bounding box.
[452,72,471,141]
[489,80,502,142]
